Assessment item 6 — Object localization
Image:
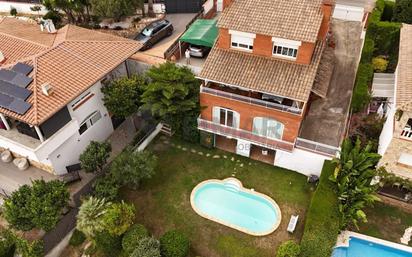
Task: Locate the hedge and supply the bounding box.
[299,161,340,257]
[351,63,373,112]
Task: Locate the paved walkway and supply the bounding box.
[299,19,364,147]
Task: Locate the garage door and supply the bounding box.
[333,4,364,22]
[164,0,203,13]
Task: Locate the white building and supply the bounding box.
[0,17,141,175]
[378,24,412,180]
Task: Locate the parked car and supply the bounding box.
[189,44,211,58]
[134,19,173,50]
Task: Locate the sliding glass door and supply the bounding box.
[252,117,284,140]
[213,107,240,128]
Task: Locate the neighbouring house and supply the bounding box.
[378,24,412,180]
[197,0,341,176]
[0,0,47,15]
[0,17,141,175]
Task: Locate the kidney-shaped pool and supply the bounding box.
[190,178,281,236]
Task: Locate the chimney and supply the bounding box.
[322,0,334,18]
[41,82,54,96]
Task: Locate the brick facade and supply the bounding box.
[200,93,302,143]
[296,42,316,64]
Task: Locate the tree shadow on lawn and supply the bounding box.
[121,138,314,257]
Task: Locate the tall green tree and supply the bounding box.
[90,0,140,22]
[110,150,157,189]
[102,75,145,118]
[393,0,412,24]
[141,62,200,132]
[79,141,111,173]
[42,0,90,23]
[330,138,382,229]
[102,201,135,236]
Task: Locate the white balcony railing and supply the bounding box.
[295,138,340,157]
[401,128,412,140]
[200,86,303,115]
[198,118,295,152]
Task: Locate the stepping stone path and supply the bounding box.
[231,157,235,161]
[206,153,211,157]
[182,147,187,151]
[401,227,412,245]
[223,155,227,159]
[198,152,204,156]
[191,149,197,153]
[163,140,170,144]
[213,155,220,159]
[177,145,182,149]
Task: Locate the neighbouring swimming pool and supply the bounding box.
[190,178,281,236]
[333,236,412,257]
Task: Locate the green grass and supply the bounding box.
[300,161,340,257]
[121,137,313,257]
[358,202,412,245]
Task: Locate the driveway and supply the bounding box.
[299,19,364,147]
[141,13,198,58]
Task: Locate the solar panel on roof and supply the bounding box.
[11,63,33,76]
[0,80,32,100]
[11,74,33,88]
[9,98,32,114]
[0,70,17,81]
[0,92,14,109]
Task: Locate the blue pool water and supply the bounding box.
[332,237,412,257]
[191,181,280,235]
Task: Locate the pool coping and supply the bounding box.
[190,177,282,237]
[336,230,412,253]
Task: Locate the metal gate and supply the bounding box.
[164,0,203,13]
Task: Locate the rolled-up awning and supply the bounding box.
[180,19,218,48]
[372,73,395,98]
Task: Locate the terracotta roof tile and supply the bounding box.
[199,42,325,102]
[218,0,324,43]
[398,24,412,112]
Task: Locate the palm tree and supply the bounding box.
[330,138,382,229]
[76,197,110,238]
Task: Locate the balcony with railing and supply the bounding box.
[295,137,340,157]
[200,85,303,115]
[198,118,295,152]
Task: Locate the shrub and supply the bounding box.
[276,240,301,257]
[181,112,200,143]
[382,0,395,21]
[101,201,135,236]
[122,224,149,254]
[69,229,86,247]
[94,231,122,257]
[351,63,373,112]
[199,131,214,148]
[360,38,375,64]
[3,180,69,231]
[160,230,190,257]
[393,0,412,24]
[43,10,62,28]
[0,230,15,257]
[76,197,109,238]
[300,162,340,257]
[110,150,157,189]
[93,174,120,202]
[80,141,111,173]
[10,7,17,16]
[15,238,43,257]
[372,56,389,72]
[131,237,161,257]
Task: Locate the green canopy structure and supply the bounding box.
[180,19,218,48]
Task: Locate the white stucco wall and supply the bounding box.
[274,148,332,176]
[47,81,114,175]
[378,102,396,156]
[0,1,47,15]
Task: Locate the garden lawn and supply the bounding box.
[358,202,412,246]
[121,137,314,257]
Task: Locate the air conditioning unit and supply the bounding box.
[41,82,54,96]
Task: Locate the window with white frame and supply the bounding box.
[79,111,102,135]
[273,45,298,58]
[252,117,284,140]
[212,107,240,128]
[272,37,301,59]
[230,30,255,51]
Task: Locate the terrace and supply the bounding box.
[201,82,304,116]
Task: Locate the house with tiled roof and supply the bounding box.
[197,0,337,175]
[378,24,412,180]
[0,17,141,175]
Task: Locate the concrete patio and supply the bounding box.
[0,162,56,196]
[299,19,364,147]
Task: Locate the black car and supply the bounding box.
[134,20,174,50]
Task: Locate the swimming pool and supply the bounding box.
[333,234,412,257]
[190,178,281,236]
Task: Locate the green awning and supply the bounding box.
[180,19,218,48]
